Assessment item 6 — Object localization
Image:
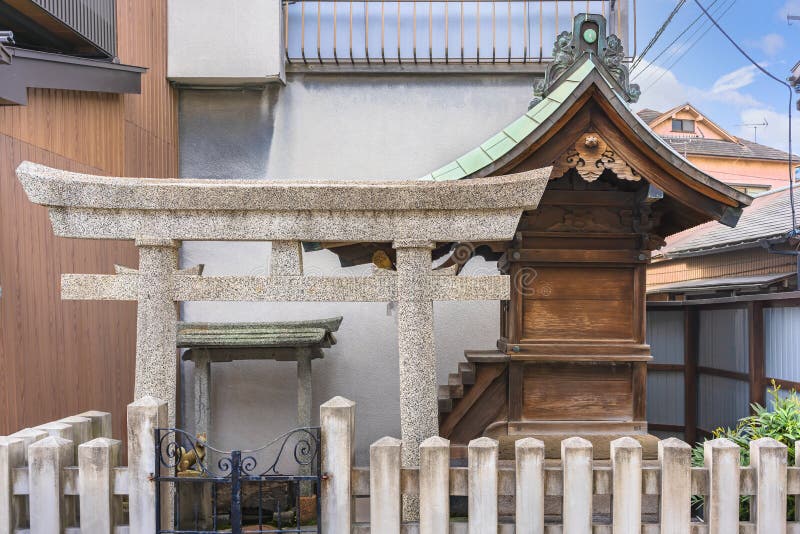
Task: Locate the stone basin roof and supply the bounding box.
[177,316,342,350]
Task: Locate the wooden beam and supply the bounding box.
[646,291,800,308]
[648,363,685,372]
[684,308,698,446]
[632,361,647,422]
[696,366,749,382]
[748,301,766,408]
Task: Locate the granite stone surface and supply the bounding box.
[18,162,550,211]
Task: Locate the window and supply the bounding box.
[671,119,696,133]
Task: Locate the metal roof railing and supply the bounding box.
[31,0,116,58]
[283,0,636,71]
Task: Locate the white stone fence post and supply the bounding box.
[322,397,795,533]
[0,396,167,533]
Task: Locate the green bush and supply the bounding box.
[691,381,800,520]
[692,381,800,466]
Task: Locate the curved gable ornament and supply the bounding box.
[551,133,641,182]
[531,14,640,108]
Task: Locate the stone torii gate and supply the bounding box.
[17,161,548,469]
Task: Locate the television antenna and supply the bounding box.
[735,118,768,143]
[789,14,800,24]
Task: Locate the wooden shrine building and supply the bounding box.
[332,15,752,453]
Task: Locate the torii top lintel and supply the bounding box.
[15,163,550,243]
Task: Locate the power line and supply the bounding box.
[638,0,734,87]
[692,0,798,287]
[631,0,687,72]
[640,0,736,92]
[632,0,722,81]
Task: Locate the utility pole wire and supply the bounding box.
[631,0,687,72]
[693,0,796,235]
[693,0,799,289]
[640,0,736,91]
[632,0,722,80]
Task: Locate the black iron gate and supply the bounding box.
[154,427,322,533]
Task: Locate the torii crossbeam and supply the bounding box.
[16,162,549,471]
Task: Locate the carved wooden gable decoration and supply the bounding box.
[551,132,641,183]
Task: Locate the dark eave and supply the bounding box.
[0,47,144,105]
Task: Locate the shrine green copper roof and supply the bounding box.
[418,59,597,182]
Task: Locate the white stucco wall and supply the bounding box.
[178,73,535,461]
[168,0,284,84]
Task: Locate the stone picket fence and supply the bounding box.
[0,396,167,533]
[2,394,797,533]
[321,396,796,534]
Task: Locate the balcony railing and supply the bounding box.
[283,0,635,70]
[31,0,117,57]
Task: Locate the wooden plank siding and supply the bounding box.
[0,0,177,443]
[647,295,800,444]
[648,247,796,288]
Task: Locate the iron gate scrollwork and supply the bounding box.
[154,427,322,533]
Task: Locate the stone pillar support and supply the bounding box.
[392,240,438,471]
[134,237,180,426]
[270,240,303,276]
[297,348,314,429]
[193,349,211,437]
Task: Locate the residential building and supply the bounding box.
[648,186,800,300]
[0,0,176,439]
[637,103,797,195]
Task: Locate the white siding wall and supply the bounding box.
[697,375,750,431]
[765,306,800,382]
[647,372,685,426]
[646,310,684,365]
[646,310,685,430]
[699,309,749,374]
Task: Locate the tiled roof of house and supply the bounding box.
[636,108,662,124]
[656,185,800,258]
[662,137,795,162]
[635,109,795,162]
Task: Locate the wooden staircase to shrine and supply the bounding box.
[437,350,509,445]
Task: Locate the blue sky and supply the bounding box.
[630,0,799,152]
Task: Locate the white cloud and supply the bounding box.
[630,60,692,111]
[778,0,800,20]
[711,65,758,94]
[631,61,761,113]
[736,108,799,153]
[748,33,785,57]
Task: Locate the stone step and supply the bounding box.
[437,382,463,400]
[438,396,453,414]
